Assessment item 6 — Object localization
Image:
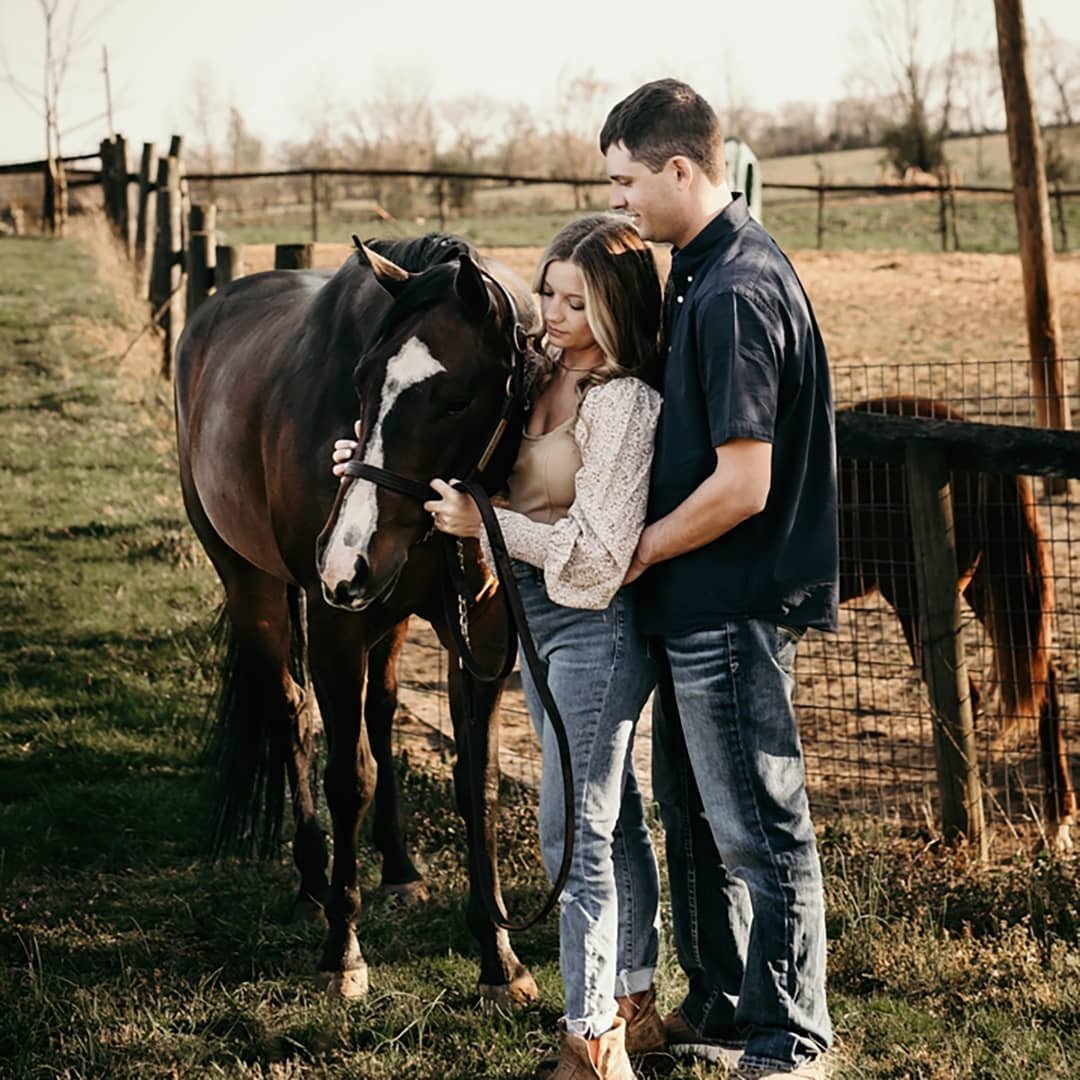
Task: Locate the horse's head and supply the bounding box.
[316,240,538,611]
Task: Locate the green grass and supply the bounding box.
[3,230,1080,1077]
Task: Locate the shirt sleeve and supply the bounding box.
[479,378,661,610]
[696,291,781,447]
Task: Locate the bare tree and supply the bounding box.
[1,0,114,232]
[849,0,980,174]
[1031,20,1079,126]
[548,69,613,182]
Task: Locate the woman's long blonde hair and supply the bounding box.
[532,213,662,402]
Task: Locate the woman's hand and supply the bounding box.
[423,479,482,538]
[331,419,363,481]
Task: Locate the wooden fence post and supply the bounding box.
[186,203,217,317]
[904,441,987,859]
[946,172,961,251]
[135,142,158,299]
[816,178,825,249]
[215,244,244,287]
[274,243,314,270]
[937,177,949,251]
[159,155,185,378]
[310,170,319,242]
[1053,181,1069,252]
[117,134,136,259]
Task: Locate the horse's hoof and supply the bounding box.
[291,896,328,926]
[1050,822,1074,854]
[316,964,369,999]
[478,970,539,1009]
[379,880,430,905]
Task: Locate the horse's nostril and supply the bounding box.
[351,555,370,591]
[331,557,371,606]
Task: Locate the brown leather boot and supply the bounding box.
[616,986,666,1056]
[544,1016,636,1080]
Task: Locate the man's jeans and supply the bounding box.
[515,561,661,1038]
[652,618,832,1069]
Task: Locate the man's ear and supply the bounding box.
[454,253,491,321]
[353,235,411,298]
[669,155,695,189]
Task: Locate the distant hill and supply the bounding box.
[760,124,1080,188]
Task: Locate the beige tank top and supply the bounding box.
[506,415,582,524]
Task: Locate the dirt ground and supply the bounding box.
[241,240,1080,833]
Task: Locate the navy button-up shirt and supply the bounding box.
[639,195,839,634]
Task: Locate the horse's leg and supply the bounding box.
[443,648,538,1007]
[306,601,376,999]
[367,618,429,903]
[1038,665,1076,852]
[180,469,329,913]
[284,586,331,922]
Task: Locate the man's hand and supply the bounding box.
[623,544,651,586]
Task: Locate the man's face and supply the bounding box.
[605,141,678,244]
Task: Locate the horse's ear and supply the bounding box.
[353,235,410,297]
[454,253,490,322]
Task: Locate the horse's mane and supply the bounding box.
[364,233,478,274]
[361,234,507,355]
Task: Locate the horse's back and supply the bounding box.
[175,267,345,584]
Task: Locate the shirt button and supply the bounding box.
[676,295,684,303]
[687,274,693,282]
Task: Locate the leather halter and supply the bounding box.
[337,267,533,498]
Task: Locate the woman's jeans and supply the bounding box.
[514,561,660,1038]
[652,619,832,1070]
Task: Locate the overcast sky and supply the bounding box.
[2,0,1078,163]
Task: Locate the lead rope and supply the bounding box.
[449,479,574,933]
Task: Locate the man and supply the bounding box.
[604,79,837,1078]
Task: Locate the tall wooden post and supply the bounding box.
[310,170,319,242]
[186,204,217,317]
[905,442,987,860]
[158,155,185,378]
[994,0,1070,495]
[135,142,158,299]
[215,245,244,288]
[116,134,135,259]
[274,243,314,270]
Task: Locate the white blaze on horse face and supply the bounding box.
[320,336,446,588]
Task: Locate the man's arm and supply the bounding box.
[624,438,771,583]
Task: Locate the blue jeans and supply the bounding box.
[652,619,832,1070]
[514,561,660,1038]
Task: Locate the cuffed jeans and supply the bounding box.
[652,619,832,1070]
[514,561,660,1038]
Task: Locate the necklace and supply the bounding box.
[558,359,599,373]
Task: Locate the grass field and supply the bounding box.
[3,227,1080,1077]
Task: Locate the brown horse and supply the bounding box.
[175,232,542,1002]
[838,396,1076,850]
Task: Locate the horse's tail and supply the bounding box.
[205,596,299,857]
[973,472,1053,735]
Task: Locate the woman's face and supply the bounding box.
[539,260,595,353]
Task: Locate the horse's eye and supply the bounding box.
[445,398,471,416]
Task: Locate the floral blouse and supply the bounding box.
[483,376,662,610]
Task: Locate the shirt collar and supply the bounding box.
[670,193,750,278]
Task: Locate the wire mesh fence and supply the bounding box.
[389,357,1080,850]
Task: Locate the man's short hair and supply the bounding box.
[600,78,725,184]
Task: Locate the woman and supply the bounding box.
[333,215,664,1080]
